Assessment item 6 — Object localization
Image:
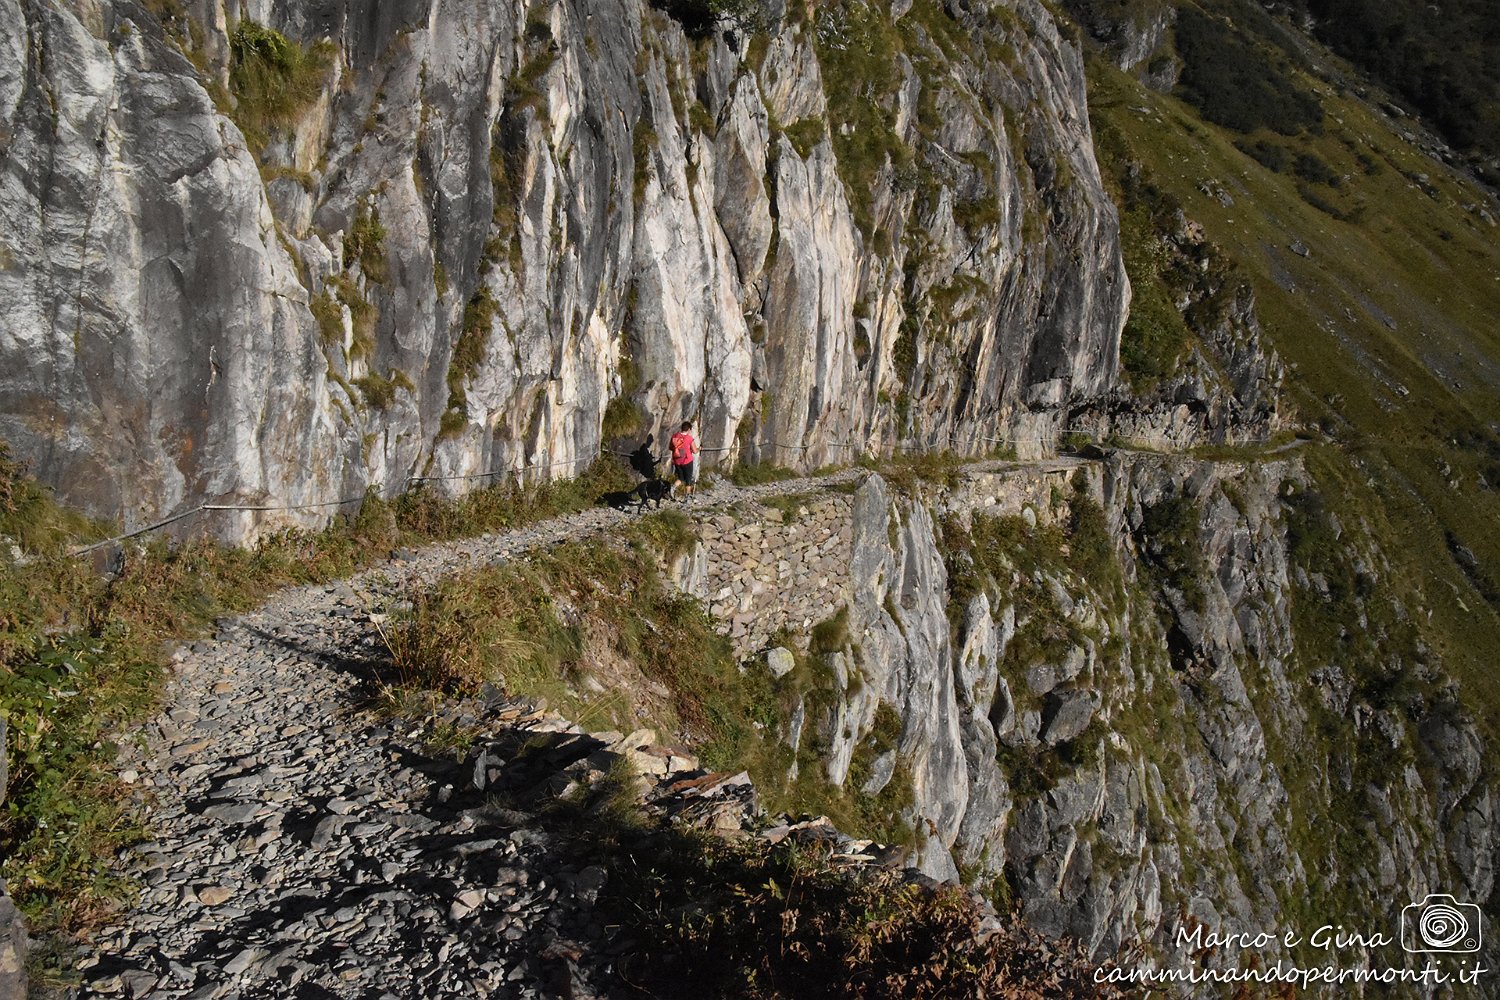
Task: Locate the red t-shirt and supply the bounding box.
[670,431,696,466]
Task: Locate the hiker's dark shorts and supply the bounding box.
[674,462,696,485]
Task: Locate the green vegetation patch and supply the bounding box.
[783,117,827,159]
[1089,117,1217,390]
[1172,5,1322,135]
[1283,0,1500,176]
[633,125,658,208]
[486,125,524,276]
[863,451,977,495]
[352,369,412,411]
[1234,137,1288,173]
[759,491,820,520]
[994,721,1103,799]
[343,201,388,284]
[310,289,344,347]
[891,315,918,387]
[601,354,646,443]
[745,641,917,849]
[1253,447,1466,947]
[506,44,559,120]
[1279,452,1427,711]
[322,274,376,361]
[813,1,915,238]
[1118,259,1189,389]
[941,488,1119,646]
[383,513,740,737]
[809,606,851,655]
[1136,491,1208,613]
[227,20,335,154]
[442,287,497,429]
[2,633,157,932]
[728,463,800,487]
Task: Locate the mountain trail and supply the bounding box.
[73,457,1085,999]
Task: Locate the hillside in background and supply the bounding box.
[1062,0,1500,978]
[1068,0,1500,181]
[1279,0,1500,183]
[1067,0,1500,740]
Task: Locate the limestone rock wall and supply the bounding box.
[0,0,1133,540]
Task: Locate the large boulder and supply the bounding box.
[1039,689,1099,746]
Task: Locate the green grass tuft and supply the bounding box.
[809,607,851,655]
[343,201,388,284]
[1136,492,1208,613]
[226,20,334,154]
[728,463,799,487]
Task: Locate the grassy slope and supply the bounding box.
[1084,41,1500,745]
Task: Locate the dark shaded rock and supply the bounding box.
[0,881,26,1000]
[1039,690,1099,746]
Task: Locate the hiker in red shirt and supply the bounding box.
[669,420,699,497]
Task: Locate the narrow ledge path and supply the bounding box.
[75,457,1089,1000]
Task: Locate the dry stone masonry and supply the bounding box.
[698,497,856,656]
[682,461,1088,657]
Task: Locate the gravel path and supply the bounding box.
[71,460,1065,999]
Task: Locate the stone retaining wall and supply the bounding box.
[696,495,857,656]
[676,462,1089,657]
[937,463,1093,530]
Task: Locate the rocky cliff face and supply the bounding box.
[1062,0,1177,89]
[1071,222,1286,451]
[729,461,1495,982]
[0,0,1135,537]
[0,716,24,1000]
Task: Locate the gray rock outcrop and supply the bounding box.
[0,717,23,1000]
[0,0,1129,540]
[700,458,1498,984]
[1061,0,1177,88]
[0,878,24,1000]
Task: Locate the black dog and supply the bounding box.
[600,464,672,513]
[635,476,672,512]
